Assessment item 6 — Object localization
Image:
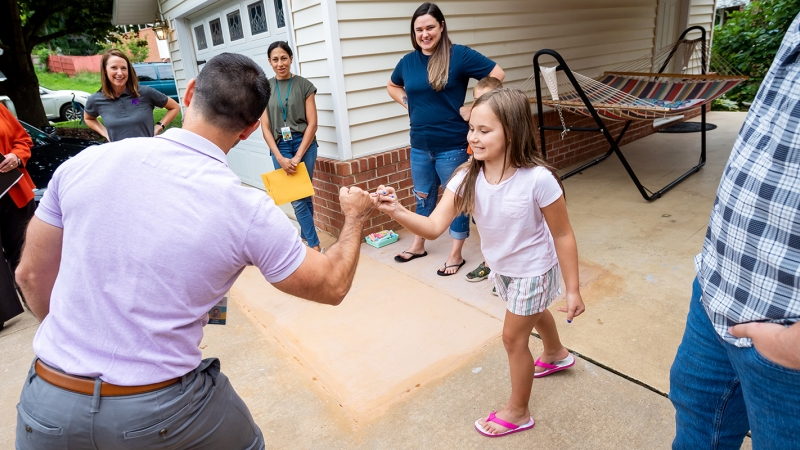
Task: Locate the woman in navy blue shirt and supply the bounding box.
[387,2,504,275]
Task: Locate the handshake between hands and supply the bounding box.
[337,185,402,220]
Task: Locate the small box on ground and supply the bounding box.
[365,230,399,248]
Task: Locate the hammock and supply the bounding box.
[526,26,746,201]
[520,35,747,121]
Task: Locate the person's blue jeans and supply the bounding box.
[669,277,800,449]
[271,133,320,248]
[410,147,470,240]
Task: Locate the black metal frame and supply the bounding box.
[533,26,708,201]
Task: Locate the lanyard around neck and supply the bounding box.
[275,75,293,124]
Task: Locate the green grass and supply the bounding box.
[35,68,101,93]
[55,110,182,130]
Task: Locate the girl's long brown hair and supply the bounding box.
[410,3,452,92]
[100,49,139,99]
[453,88,564,215]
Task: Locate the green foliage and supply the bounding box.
[99,32,150,63]
[32,45,52,65]
[713,0,800,103]
[54,110,183,130]
[10,0,123,52]
[0,0,127,125]
[34,68,100,93]
[48,36,105,56]
[711,96,740,111]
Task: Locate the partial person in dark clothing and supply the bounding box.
[0,103,34,331]
[84,49,180,142]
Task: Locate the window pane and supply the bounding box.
[156,65,174,81]
[227,10,244,41]
[274,0,286,28]
[210,18,224,46]
[136,65,157,81]
[248,1,268,35]
[194,25,208,50]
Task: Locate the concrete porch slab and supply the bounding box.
[230,254,502,422]
[361,233,608,322]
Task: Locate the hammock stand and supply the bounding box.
[532,26,736,201]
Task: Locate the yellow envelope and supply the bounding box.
[261,162,315,205]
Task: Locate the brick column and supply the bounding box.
[313,147,414,238]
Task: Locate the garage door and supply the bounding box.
[189,0,289,188]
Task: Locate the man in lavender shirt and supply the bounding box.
[14,53,375,449]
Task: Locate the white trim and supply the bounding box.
[678,0,691,36]
[708,0,718,72]
[169,0,219,21]
[282,0,300,75]
[320,0,351,161]
[175,17,199,109]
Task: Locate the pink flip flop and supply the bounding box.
[534,353,575,378]
[474,412,535,437]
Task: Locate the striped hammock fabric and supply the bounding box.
[593,73,745,119]
[522,35,748,121]
[536,73,746,121]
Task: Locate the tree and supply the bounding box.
[99,31,150,63]
[0,0,121,127]
[713,0,800,103]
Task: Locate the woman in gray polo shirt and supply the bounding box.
[84,49,180,142]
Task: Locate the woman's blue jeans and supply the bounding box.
[410,147,470,240]
[669,278,800,449]
[271,133,319,248]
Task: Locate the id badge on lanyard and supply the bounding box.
[277,76,294,141]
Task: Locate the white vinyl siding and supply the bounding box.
[687,0,716,72]
[147,0,717,162]
[687,0,716,37]
[336,0,660,158]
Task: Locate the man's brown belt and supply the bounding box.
[34,360,180,397]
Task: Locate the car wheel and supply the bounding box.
[60,104,81,122]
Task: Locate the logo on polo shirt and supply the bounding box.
[132,98,140,106]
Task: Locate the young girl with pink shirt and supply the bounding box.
[375,88,585,437]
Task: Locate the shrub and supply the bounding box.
[713,0,800,103]
[711,96,740,111]
[98,31,150,63]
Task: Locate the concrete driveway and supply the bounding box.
[0,112,752,448]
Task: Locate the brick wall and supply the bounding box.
[313,147,414,237]
[313,107,705,237]
[536,106,703,168]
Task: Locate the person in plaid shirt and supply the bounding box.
[670,13,800,449]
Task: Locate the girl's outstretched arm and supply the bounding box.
[541,196,586,322]
[374,185,458,240]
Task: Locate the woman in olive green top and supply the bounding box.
[260,41,320,251]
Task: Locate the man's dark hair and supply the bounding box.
[193,53,270,130]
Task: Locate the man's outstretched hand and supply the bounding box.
[339,186,375,220]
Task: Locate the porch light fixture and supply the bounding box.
[152,16,171,40]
